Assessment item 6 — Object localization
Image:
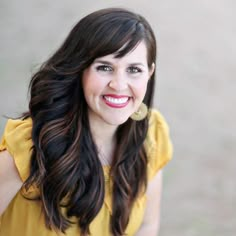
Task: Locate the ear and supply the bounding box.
[149,63,155,78]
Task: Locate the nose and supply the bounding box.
[108,72,128,92]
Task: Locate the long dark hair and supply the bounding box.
[22,8,156,236]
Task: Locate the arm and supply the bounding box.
[135,170,163,236]
[0,150,23,215]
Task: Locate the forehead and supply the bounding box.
[94,41,148,65]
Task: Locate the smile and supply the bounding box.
[103,95,130,108]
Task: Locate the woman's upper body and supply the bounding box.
[0,109,172,236]
[0,8,173,236]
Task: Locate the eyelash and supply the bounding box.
[96,65,142,74]
[96,65,112,72]
[127,67,142,74]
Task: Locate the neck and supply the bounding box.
[88,116,117,166]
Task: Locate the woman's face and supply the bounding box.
[82,41,154,127]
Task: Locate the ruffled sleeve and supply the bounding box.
[0,118,33,182]
[145,109,173,180]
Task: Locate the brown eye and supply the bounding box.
[96,65,113,72]
[127,66,142,74]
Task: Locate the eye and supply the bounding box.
[96,65,113,72]
[127,66,142,74]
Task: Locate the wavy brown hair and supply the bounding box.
[22,8,156,236]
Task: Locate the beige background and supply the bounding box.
[0,0,235,235]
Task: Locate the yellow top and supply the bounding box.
[0,109,173,236]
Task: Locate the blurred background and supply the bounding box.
[0,0,235,235]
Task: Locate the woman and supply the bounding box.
[0,8,173,236]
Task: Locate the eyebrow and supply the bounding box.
[93,60,113,65]
[93,60,146,67]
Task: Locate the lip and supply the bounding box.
[102,94,131,108]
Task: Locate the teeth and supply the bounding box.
[104,96,129,104]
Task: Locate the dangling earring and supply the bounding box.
[130,103,148,121]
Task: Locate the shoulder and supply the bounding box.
[0,118,33,182]
[145,109,173,180]
[148,109,170,132]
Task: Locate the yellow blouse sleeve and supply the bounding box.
[145,109,173,180]
[0,118,33,182]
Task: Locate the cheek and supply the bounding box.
[83,74,105,97]
[132,79,149,98]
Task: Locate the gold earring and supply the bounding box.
[130,103,148,121]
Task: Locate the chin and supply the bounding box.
[103,116,130,126]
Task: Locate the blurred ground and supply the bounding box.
[0,0,235,235]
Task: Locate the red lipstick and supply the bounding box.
[102,94,130,108]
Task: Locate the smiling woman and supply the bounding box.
[0,8,173,236]
[82,41,154,126]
